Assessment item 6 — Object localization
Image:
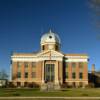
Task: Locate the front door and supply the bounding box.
[45,64,55,82]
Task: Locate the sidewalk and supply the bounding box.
[0,97,100,99]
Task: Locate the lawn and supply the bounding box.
[0,88,100,97]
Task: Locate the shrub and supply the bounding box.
[81,93,88,96]
[12,93,20,96]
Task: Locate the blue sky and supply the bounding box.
[0,0,100,76]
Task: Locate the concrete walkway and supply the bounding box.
[0,97,100,99]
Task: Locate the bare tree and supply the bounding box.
[89,0,100,27]
[0,69,8,80]
[88,0,100,40]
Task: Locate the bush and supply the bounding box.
[86,83,95,88]
[12,93,20,96]
[81,93,88,96]
[8,82,16,88]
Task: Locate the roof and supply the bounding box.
[64,54,88,56]
[0,79,7,80]
[12,52,39,56]
[41,30,61,45]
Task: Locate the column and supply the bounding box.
[12,62,17,80]
[42,61,45,83]
[76,62,79,80]
[28,62,32,81]
[55,61,59,84]
[76,62,79,87]
[58,61,63,84]
[21,62,25,81]
[68,62,72,80]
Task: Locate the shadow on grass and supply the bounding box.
[12,93,20,96]
[81,93,89,96]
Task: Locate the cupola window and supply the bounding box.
[49,35,52,39]
[42,45,45,50]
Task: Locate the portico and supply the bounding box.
[41,60,60,84]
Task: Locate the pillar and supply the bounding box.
[55,61,59,84]
[42,61,45,83]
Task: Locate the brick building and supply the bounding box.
[11,30,89,88]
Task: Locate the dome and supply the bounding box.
[41,30,61,45]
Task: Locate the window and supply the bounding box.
[66,63,68,70]
[32,72,36,78]
[79,72,83,79]
[17,62,21,70]
[45,64,54,72]
[25,72,28,78]
[24,62,28,72]
[72,72,76,79]
[46,64,50,72]
[79,63,83,71]
[17,72,21,78]
[65,72,68,78]
[56,45,58,51]
[45,64,55,82]
[32,62,36,68]
[42,45,45,50]
[32,62,36,72]
[51,64,54,72]
[49,35,52,39]
[24,62,28,68]
[72,63,76,72]
[72,63,76,67]
[79,62,83,68]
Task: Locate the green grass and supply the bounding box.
[0,88,100,97]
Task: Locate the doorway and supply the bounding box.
[45,64,55,82]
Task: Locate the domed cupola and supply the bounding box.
[40,30,61,51]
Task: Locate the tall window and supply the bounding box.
[72,62,76,72]
[24,62,28,71]
[72,63,76,67]
[65,63,68,79]
[25,72,28,78]
[56,45,58,51]
[31,62,36,78]
[17,72,21,78]
[17,62,21,71]
[66,63,68,69]
[79,72,83,79]
[79,62,83,72]
[32,62,36,68]
[45,64,55,82]
[24,62,28,68]
[72,72,76,79]
[65,72,68,79]
[32,72,36,78]
[42,45,45,50]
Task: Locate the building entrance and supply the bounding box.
[45,64,55,82]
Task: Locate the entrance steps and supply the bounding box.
[40,82,61,91]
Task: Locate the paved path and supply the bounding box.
[0,97,100,99]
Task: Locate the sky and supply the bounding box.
[0,0,100,77]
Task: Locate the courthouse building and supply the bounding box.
[11,30,89,88]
